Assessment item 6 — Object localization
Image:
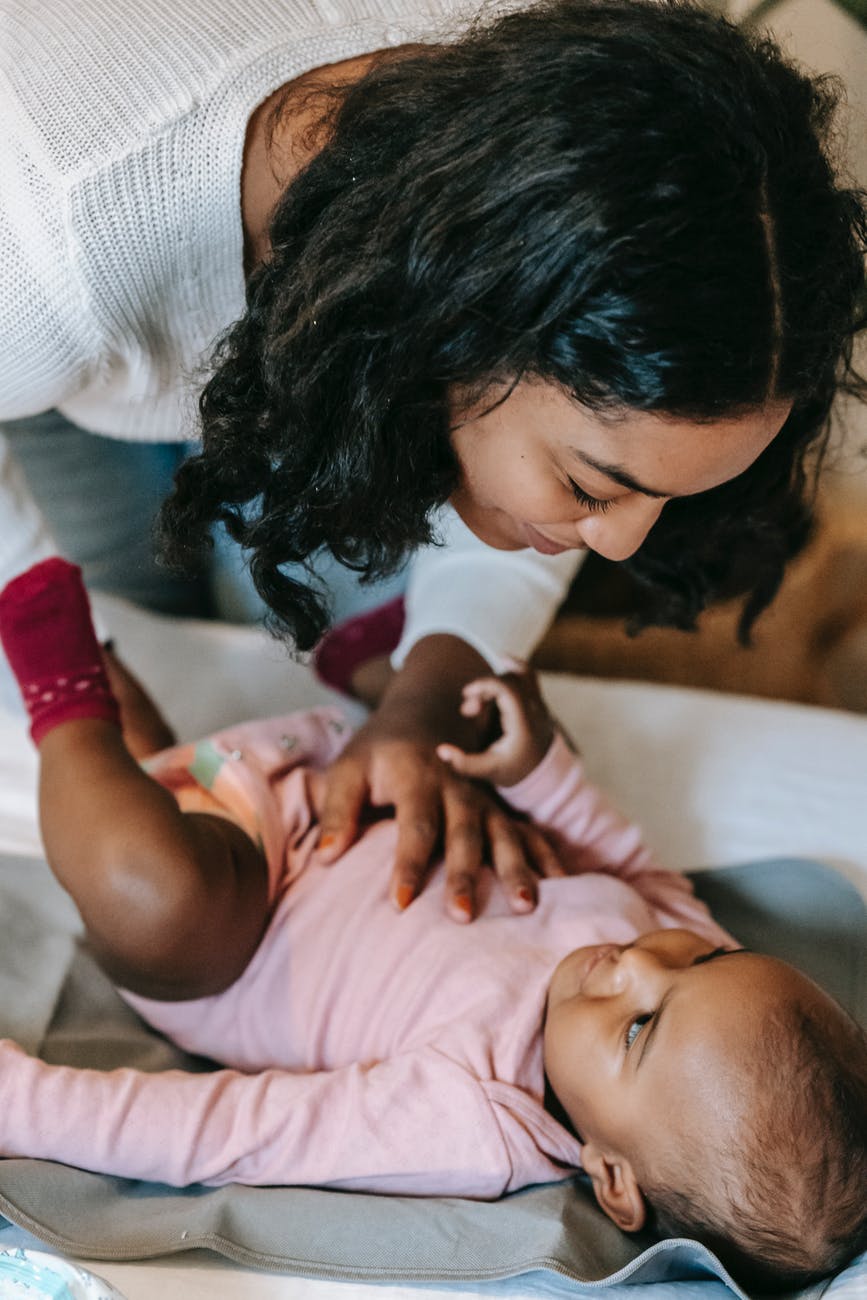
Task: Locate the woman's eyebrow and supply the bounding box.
[568,449,670,500]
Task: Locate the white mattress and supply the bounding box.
[1,594,865,1298]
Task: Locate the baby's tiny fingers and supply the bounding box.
[436,742,500,779]
[459,694,485,717]
[460,677,504,708]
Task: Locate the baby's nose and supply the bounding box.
[617,943,669,989]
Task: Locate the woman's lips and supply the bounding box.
[521,523,574,555]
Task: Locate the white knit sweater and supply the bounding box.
[0,0,580,664]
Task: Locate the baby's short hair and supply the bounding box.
[644,994,867,1291]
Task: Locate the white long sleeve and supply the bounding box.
[393,505,583,669]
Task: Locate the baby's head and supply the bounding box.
[543,930,867,1290]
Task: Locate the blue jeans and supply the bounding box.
[1,410,408,625]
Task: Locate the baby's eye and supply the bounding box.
[625,1013,653,1050]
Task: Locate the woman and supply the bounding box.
[1,0,864,919]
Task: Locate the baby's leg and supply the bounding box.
[0,560,269,1001]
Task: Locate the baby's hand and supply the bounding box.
[437,662,556,788]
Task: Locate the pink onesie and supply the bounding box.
[0,708,732,1194]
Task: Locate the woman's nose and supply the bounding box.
[576,495,665,562]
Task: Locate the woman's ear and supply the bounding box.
[581,1140,646,1233]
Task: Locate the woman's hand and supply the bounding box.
[436,661,557,788]
[314,636,562,921]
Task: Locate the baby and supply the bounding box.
[0,559,865,1292]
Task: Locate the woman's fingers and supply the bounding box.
[317,714,561,922]
[440,785,486,922]
[316,754,370,862]
[390,786,442,912]
[517,821,565,879]
[485,814,565,913]
[485,807,539,912]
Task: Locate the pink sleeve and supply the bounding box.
[0,1040,513,1196]
[500,736,735,946]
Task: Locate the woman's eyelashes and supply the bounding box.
[624,1012,653,1050]
[568,478,613,514]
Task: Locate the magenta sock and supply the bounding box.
[0,558,120,745]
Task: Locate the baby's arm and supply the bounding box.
[0,559,270,1000]
[0,1039,514,1196]
[504,725,733,942]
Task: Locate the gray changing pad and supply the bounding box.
[0,856,863,1298]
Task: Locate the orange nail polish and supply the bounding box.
[396,884,414,911]
[517,887,534,904]
[454,893,473,917]
[319,833,337,852]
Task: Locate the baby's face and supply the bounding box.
[543,930,817,1193]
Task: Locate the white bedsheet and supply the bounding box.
[1,595,865,1298]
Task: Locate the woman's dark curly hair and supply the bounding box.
[159,0,867,650]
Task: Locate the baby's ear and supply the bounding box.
[581,1140,646,1233]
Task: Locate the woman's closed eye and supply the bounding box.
[625,1012,653,1050]
[568,478,613,514]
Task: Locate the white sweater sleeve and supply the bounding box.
[392,505,584,670]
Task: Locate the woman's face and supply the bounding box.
[449,380,791,561]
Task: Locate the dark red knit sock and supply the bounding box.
[0,558,120,745]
